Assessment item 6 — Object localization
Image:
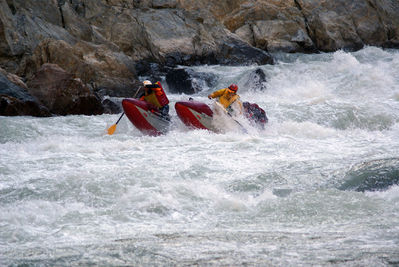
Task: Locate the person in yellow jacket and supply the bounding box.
[139,80,170,119]
[208,84,243,115]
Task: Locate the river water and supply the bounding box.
[1,47,399,266]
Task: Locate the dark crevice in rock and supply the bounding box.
[294,0,303,11]
[82,2,86,13]
[293,0,310,37]
[368,0,377,10]
[349,16,365,46]
[57,0,66,28]
[6,1,17,15]
[248,23,258,50]
[294,0,317,52]
[133,16,161,63]
[151,6,173,10]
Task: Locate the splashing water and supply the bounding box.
[1,47,399,265]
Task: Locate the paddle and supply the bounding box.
[107,112,124,135]
[107,86,143,135]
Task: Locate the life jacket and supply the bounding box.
[209,88,241,110]
[140,81,169,108]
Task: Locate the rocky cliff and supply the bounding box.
[1,0,398,116]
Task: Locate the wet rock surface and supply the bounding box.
[0,0,398,116]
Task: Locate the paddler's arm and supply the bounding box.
[208,88,226,99]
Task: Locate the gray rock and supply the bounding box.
[242,68,267,91]
[1,0,399,116]
[0,71,50,116]
[166,68,218,94]
[26,63,103,115]
[102,98,121,114]
[339,158,399,192]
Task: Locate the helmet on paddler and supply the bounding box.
[143,80,152,86]
[228,84,238,92]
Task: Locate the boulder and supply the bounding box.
[0,0,398,118]
[26,63,103,115]
[296,0,399,51]
[0,0,76,60]
[178,0,316,53]
[339,158,399,192]
[221,0,316,52]
[60,0,94,42]
[102,98,121,114]
[21,39,139,97]
[166,68,218,94]
[0,70,50,116]
[135,61,172,84]
[216,37,274,65]
[242,68,267,91]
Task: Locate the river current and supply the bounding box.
[1,47,399,266]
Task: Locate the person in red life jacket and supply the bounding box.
[139,80,170,119]
[207,84,243,115]
[243,101,268,128]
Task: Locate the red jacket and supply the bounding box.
[140,82,169,108]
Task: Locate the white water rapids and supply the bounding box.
[1,47,399,265]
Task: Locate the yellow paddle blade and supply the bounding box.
[107,124,117,135]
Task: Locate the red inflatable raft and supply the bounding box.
[175,99,267,131]
[175,100,217,131]
[122,98,171,136]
